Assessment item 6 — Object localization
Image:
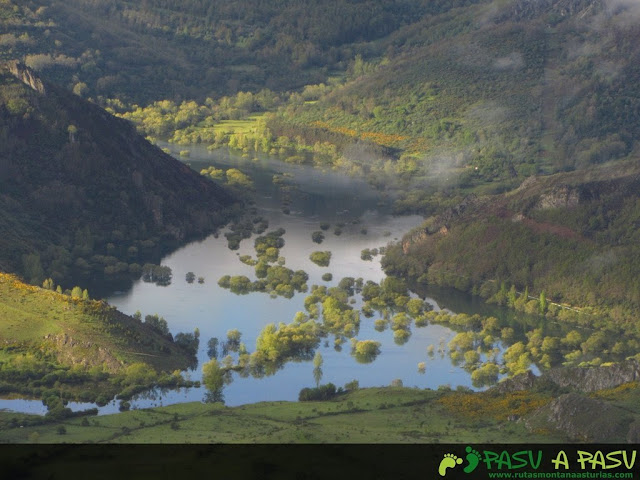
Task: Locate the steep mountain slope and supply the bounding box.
[0,0,481,102]
[0,62,235,291]
[382,159,640,328]
[267,0,640,186]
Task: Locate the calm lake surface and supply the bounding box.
[2,146,520,415]
[109,146,485,408]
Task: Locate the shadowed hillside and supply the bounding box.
[382,160,640,329]
[0,62,235,291]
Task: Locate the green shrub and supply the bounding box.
[298,383,337,401]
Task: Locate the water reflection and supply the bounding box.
[0,147,530,415]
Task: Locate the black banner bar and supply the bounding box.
[1,444,639,480]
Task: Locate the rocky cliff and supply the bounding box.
[493,360,640,394]
[526,393,633,442]
[6,61,46,95]
[492,362,640,442]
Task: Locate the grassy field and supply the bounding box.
[0,386,565,444]
[0,273,191,372]
[211,115,265,135]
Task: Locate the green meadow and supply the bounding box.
[0,386,564,444]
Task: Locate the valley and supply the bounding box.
[1,0,640,446]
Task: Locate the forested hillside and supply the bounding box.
[0,0,481,102]
[267,0,640,191]
[3,0,639,182]
[13,0,631,207]
[382,159,640,331]
[0,62,235,292]
[1,0,639,302]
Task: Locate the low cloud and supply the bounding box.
[493,52,524,70]
[593,0,640,29]
[467,101,511,126]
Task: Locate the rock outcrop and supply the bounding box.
[498,362,640,442]
[545,361,640,392]
[526,393,632,442]
[44,333,122,371]
[537,185,580,210]
[502,0,602,22]
[6,61,46,95]
[493,361,640,394]
[490,371,538,394]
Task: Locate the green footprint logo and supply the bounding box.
[438,453,463,477]
[464,446,482,474]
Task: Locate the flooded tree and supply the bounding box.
[207,337,219,359]
[310,251,331,267]
[202,359,225,402]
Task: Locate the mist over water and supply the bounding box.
[105,147,484,408]
[0,147,506,414]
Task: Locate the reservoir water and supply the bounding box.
[2,146,517,414]
[108,146,477,408]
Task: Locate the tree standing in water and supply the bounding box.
[313,351,323,387]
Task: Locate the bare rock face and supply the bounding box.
[400,194,480,253]
[526,393,632,442]
[490,370,538,394]
[494,361,640,394]
[441,194,479,225]
[545,361,640,392]
[627,421,640,443]
[44,333,122,371]
[6,61,46,95]
[402,230,427,254]
[515,362,640,442]
[537,185,580,209]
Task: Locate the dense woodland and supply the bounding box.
[2,0,640,428]
[0,0,481,101]
[2,0,639,186]
[76,0,640,199]
[0,66,235,293]
[382,162,640,332]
